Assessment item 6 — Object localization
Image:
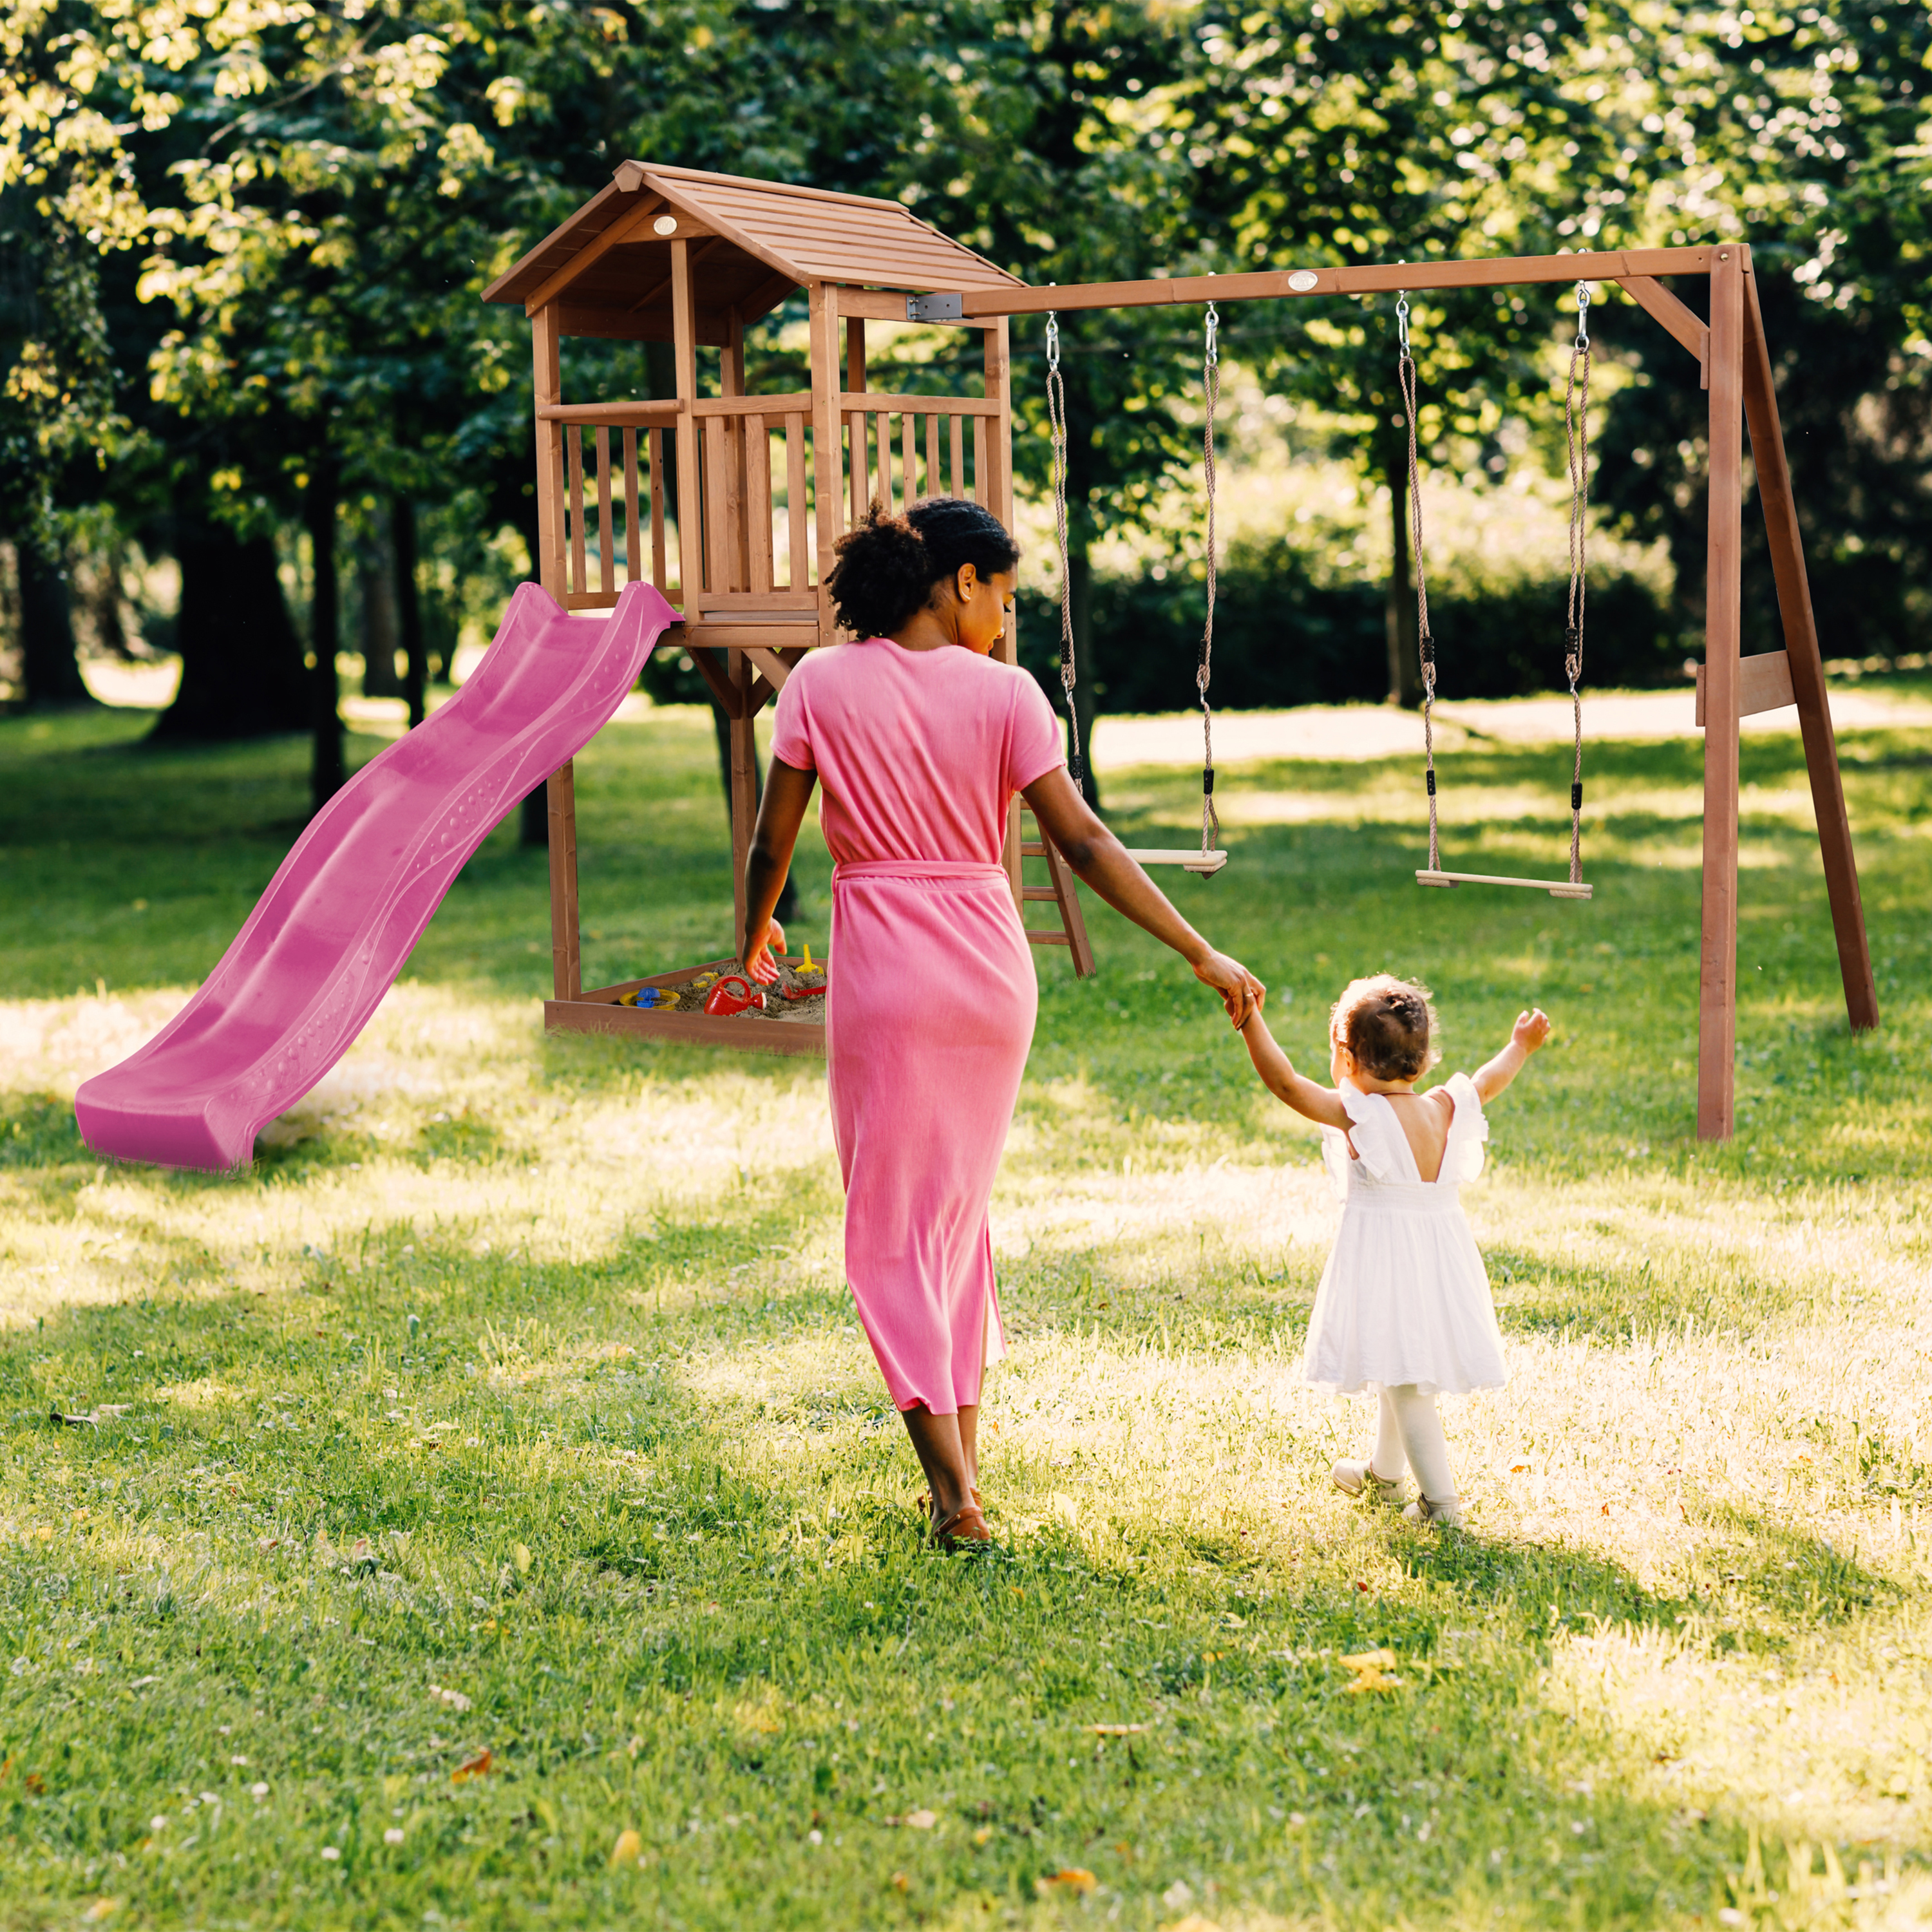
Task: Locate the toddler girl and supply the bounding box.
[1238,975,1550,1526]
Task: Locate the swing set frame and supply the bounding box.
[952,240,1877,1143]
[488,162,1873,1143]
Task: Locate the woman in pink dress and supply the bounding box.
[742,499,1262,1546]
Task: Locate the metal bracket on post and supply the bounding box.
[905,291,964,323]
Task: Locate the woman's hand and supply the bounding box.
[1191,949,1265,1028]
[742,916,786,985]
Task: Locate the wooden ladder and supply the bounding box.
[1015,805,1095,977]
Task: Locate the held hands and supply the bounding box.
[742,916,787,986]
[1193,950,1266,1029]
[1513,1008,1552,1053]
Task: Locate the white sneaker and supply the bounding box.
[1402,1495,1464,1528]
[1331,1459,1410,1505]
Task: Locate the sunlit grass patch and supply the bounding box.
[5,702,1932,1926]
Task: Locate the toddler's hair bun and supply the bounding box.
[1331,974,1440,1082]
[825,497,1019,639]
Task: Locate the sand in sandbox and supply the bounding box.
[668,958,826,1024]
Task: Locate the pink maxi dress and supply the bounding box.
[770,635,1065,1415]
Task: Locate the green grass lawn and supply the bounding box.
[3,696,1931,1929]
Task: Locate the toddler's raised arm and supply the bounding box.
[1238,1011,1352,1129]
[1472,1008,1552,1103]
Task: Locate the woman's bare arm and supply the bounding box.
[1237,1010,1352,1128]
[1020,765,1264,1027]
[739,757,817,981]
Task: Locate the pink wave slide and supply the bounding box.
[75,580,679,1171]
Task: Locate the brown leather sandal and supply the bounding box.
[931,1499,992,1548]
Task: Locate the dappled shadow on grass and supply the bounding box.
[1,1254,1915,1929]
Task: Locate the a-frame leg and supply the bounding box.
[1698,250,1747,1142]
[1739,276,1879,1034]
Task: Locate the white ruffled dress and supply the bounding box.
[1302,1074,1506,1397]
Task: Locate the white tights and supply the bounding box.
[1369,1384,1457,1505]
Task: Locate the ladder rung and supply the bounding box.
[1025,931,1070,947]
[1020,842,1046,857]
[1021,886,1059,901]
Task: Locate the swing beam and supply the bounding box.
[950,242,1878,1142]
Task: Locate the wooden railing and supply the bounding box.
[546,388,1001,621]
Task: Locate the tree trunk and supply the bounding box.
[1383,438,1421,708]
[17,540,91,706]
[395,495,426,728]
[307,455,345,813]
[357,506,402,697]
[153,522,308,739]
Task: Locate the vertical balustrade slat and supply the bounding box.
[903,413,918,507]
[785,413,808,591]
[950,415,965,498]
[649,429,668,591]
[595,427,614,597]
[622,430,641,582]
[848,410,867,527]
[877,412,893,513]
[704,415,730,593]
[972,417,987,508]
[567,426,587,594]
[746,414,773,593]
[926,415,940,499]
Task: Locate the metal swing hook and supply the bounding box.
[1396,290,1410,355]
[1203,299,1219,368]
[1573,279,1591,352]
[1045,310,1061,372]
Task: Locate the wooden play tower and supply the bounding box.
[487,162,1875,1141]
[482,162,1095,1061]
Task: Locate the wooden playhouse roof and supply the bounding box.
[480,163,1023,343]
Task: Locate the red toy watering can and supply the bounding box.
[702,974,765,1018]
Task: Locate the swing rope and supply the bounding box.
[1396,291,1440,875]
[1198,301,1220,857]
[1563,280,1591,888]
[1044,312,1084,791]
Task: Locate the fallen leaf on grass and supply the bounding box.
[1090,1724,1146,1737]
[512,1544,532,1575]
[1339,1649,1401,1694]
[1037,1868,1097,1895]
[890,1871,909,1891]
[451,1750,492,1783]
[609,1828,642,1868]
[885,1808,937,1828]
[1168,1918,1225,1932]
[428,1684,472,1712]
[81,1900,121,1922]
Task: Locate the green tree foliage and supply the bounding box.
[1592,0,1932,661]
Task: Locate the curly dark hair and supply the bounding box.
[1330,974,1440,1082]
[823,497,1020,639]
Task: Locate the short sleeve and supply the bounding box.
[1003,672,1065,795]
[1442,1072,1490,1184]
[1332,1081,1411,1182]
[770,661,815,772]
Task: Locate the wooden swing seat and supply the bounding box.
[1126,847,1229,876]
[1416,868,1592,900]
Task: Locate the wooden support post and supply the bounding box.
[846,313,867,529]
[981,316,1024,905]
[729,649,758,951]
[1741,273,1879,1034]
[532,303,567,595]
[547,758,582,1001]
[532,301,580,1001]
[809,283,841,642]
[1698,248,1747,1141]
[670,240,704,599]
